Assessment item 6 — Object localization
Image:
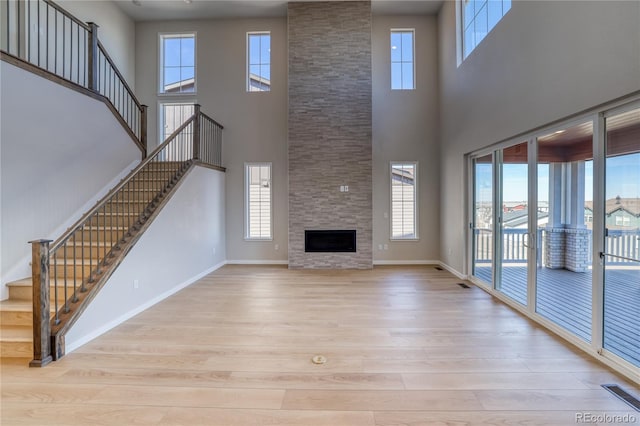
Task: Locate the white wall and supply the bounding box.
[57,0,136,88]
[372,15,440,263]
[438,0,640,274]
[0,61,141,298]
[65,166,226,351]
[135,18,288,263]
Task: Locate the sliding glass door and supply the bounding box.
[497,142,529,306]
[535,121,594,342]
[472,154,494,284]
[602,107,640,366]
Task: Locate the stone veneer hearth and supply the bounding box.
[287,1,373,268]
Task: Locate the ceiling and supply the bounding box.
[114,0,444,21]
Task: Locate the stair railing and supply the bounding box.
[0,0,147,154]
[29,105,223,365]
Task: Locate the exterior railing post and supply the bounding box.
[28,239,53,367]
[87,22,99,92]
[193,104,201,161]
[141,104,148,158]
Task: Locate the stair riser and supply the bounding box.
[8,286,68,304]
[62,245,110,258]
[50,263,96,279]
[88,215,140,228]
[1,310,32,326]
[0,341,32,358]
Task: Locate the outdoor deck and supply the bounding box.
[474,265,640,367]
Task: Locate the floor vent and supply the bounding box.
[457,283,470,289]
[434,266,443,271]
[601,384,640,411]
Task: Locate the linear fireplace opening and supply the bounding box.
[305,230,356,253]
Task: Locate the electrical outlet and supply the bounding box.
[133,279,139,289]
[344,185,349,192]
[275,244,279,250]
[383,212,388,219]
[378,244,383,250]
[383,244,388,250]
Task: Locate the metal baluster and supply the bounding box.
[71,235,78,303]
[53,251,59,324]
[63,239,69,313]
[54,10,57,74]
[81,226,87,292]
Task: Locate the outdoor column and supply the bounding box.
[545,163,565,269]
[565,161,590,272]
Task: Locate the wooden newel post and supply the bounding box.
[193,104,201,161]
[141,104,148,158]
[28,239,53,367]
[87,22,99,92]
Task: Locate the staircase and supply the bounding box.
[0,161,192,359]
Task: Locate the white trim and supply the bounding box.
[226,260,288,265]
[438,261,468,280]
[373,260,438,266]
[246,31,271,93]
[65,261,225,353]
[390,28,416,91]
[390,161,418,240]
[244,162,273,240]
[1,159,139,297]
[158,32,197,96]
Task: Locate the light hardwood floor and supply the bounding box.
[2,265,639,425]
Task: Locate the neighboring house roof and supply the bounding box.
[585,197,640,217]
[502,210,549,228]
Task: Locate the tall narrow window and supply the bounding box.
[390,29,414,90]
[245,163,272,240]
[247,32,270,92]
[160,33,195,93]
[159,102,195,143]
[391,162,418,239]
[461,0,511,59]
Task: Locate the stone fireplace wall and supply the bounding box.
[287,1,373,268]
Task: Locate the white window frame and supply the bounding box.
[246,31,271,92]
[158,32,197,95]
[459,0,511,62]
[157,101,196,145]
[244,162,273,241]
[390,161,419,240]
[390,28,415,91]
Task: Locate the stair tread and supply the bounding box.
[7,278,83,287]
[0,325,32,342]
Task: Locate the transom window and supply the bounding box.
[462,0,511,59]
[247,32,271,92]
[391,162,418,239]
[245,163,272,240]
[390,29,415,90]
[159,33,195,94]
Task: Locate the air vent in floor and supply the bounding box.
[601,384,640,411]
[434,266,443,271]
[457,283,470,289]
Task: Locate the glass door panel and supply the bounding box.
[603,107,640,367]
[535,121,593,342]
[472,154,494,284]
[497,142,528,305]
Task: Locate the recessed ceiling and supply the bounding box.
[114,0,444,22]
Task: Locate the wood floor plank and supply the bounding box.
[2,265,637,426]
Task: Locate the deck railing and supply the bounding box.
[29,106,223,366]
[474,228,640,266]
[1,0,147,153]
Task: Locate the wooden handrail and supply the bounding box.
[97,40,142,112]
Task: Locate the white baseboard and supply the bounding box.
[438,261,468,280]
[373,260,439,266]
[1,159,140,294]
[65,260,225,353]
[225,260,289,265]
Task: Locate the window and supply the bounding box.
[247,32,270,92]
[391,162,418,239]
[245,163,272,240]
[160,33,195,93]
[159,102,195,143]
[391,30,414,90]
[461,0,511,59]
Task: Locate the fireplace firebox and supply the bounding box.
[305,230,356,253]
